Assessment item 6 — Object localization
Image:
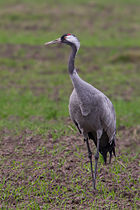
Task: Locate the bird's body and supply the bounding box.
[69,70,116,163]
[45,33,116,190]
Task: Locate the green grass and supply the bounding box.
[0,0,140,209]
[0,0,140,47]
[114,99,140,127]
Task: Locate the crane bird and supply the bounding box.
[45,33,116,190]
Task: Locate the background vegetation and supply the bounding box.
[0,0,139,209]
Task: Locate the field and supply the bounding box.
[0,0,140,209]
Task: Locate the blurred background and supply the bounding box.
[0,0,139,209]
[0,0,139,131]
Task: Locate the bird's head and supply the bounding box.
[45,33,80,51]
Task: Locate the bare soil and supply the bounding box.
[1,44,140,62]
[0,126,139,209]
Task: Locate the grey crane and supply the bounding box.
[45,33,116,190]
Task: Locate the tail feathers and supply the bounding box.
[109,146,116,164]
[112,146,116,157]
[100,140,116,164]
[88,131,116,164]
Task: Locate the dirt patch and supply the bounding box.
[0,126,139,208]
[111,50,140,63]
[1,44,140,63]
[0,44,66,62]
[0,44,139,106]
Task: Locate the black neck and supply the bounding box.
[68,44,77,75]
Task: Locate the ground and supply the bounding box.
[0,126,140,209]
[0,0,140,209]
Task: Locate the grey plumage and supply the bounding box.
[69,71,116,162]
[45,33,116,190]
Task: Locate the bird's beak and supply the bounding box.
[44,38,61,46]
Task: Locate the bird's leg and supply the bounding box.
[84,138,94,190]
[94,141,99,189]
[94,130,102,189]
